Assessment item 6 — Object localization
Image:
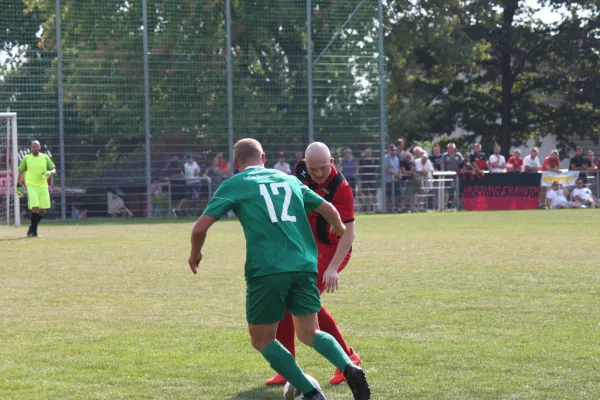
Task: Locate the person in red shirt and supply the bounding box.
[541,150,561,172]
[266,142,362,386]
[507,149,524,172]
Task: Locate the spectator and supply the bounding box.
[161,154,183,178]
[572,179,600,208]
[294,150,305,166]
[522,148,541,172]
[412,146,423,159]
[384,144,402,211]
[173,154,202,217]
[71,204,87,219]
[273,151,291,174]
[441,143,463,210]
[429,144,444,171]
[545,182,579,209]
[340,148,357,193]
[415,151,434,211]
[441,143,463,172]
[507,149,523,173]
[470,143,488,171]
[395,138,406,162]
[150,177,164,217]
[109,191,133,217]
[214,152,231,178]
[541,150,561,172]
[459,151,480,176]
[401,152,417,211]
[488,144,507,173]
[358,147,378,212]
[570,146,586,171]
[584,150,597,171]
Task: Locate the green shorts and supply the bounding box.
[27,185,51,210]
[246,272,321,325]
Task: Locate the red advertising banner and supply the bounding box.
[460,173,542,211]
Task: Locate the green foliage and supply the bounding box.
[386,0,600,153]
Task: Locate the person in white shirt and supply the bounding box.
[572,179,600,208]
[545,182,579,209]
[273,151,291,174]
[488,143,507,173]
[174,154,202,216]
[414,152,434,211]
[522,147,541,172]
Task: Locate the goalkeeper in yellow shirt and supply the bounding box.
[17,141,56,237]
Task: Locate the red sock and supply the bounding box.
[275,311,296,357]
[317,307,351,356]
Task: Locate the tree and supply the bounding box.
[386,0,600,154]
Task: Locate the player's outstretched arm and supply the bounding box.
[189,215,217,274]
[314,200,346,237]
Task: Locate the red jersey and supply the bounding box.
[541,156,560,171]
[294,160,355,249]
[507,156,523,172]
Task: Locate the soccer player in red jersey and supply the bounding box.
[266,142,362,386]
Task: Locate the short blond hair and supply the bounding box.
[234,138,264,164]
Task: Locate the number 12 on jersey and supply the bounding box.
[259,182,297,223]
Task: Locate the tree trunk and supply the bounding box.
[500,1,518,155]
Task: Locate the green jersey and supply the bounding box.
[18,153,55,188]
[203,167,324,279]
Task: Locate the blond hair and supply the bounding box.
[234,138,264,164]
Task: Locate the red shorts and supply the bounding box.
[316,244,352,293]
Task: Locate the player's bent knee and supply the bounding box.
[295,326,317,346]
[250,335,275,352]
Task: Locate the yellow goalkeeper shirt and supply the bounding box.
[18,153,55,188]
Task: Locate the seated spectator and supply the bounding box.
[522,148,541,172]
[340,148,357,193]
[109,192,133,217]
[545,182,579,209]
[507,149,523,173]
[273,151,291,174]
[488,144,507,173]
[541,150,561,172]
[572,179,600,208]
[470,143,487,171]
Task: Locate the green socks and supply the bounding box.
[262,340,316,394]
[311,331,353,371]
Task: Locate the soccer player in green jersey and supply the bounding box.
[188,138,371,400]
[17,141,56,237]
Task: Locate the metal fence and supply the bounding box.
[1,0,387,219]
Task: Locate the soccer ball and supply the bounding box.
[283,375,321,400]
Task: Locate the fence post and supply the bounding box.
[142,0,152,218]
[226,0,234,176]
[307,0,314,144]
[55,0,66,220]
[378,0,386,212]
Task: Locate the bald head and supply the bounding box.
[305,142,334,184]
[305,142,331,159]
[31,140,41,155]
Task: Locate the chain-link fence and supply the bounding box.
[1,0,387,220]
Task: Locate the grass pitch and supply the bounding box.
[1,211,600,400]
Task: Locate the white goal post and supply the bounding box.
[0,112,20,227]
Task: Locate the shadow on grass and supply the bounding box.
[0,236,29,241]
[225,386,281,400]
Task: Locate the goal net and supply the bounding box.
[0,113,20,227]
